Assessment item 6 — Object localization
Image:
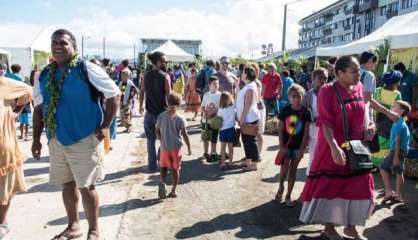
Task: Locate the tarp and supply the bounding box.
[151,40,194,62]
[316,11,418,56]
[0,25,51,78]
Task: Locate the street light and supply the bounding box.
[81,35,91,59]
[282,0,308,51]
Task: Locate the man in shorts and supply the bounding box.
[32,29,120,240]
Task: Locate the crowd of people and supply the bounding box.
[0,28,416,240]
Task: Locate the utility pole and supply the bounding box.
[81,35,84,59]
[282,4,288,51]
[133,44,136,67]
[103,37,106,59]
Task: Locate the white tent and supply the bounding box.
[0,25,51,78]
[0,48,11,65]
[151,40,194,62]
[316,11,418,56]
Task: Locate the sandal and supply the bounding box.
[167,192,177,198]
[274,192,283,203]
[381,194,395,204]
[51,228,83,240]
[284,198,296,208]
[86,230,100,240]
[392,195,404,203]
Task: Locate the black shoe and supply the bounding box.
[203,153,209,160]
[207,154,219,163]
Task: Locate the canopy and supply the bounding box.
[316,11,418,56]
[151,40,194,62]
[0,25,51,77]
[0,48,10,59]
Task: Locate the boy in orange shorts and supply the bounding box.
[156,93,191,198]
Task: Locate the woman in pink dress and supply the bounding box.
[300,56,375,240]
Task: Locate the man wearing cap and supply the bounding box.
[213,56,237,94]
[360,51,398,121]
[261,63,282,118]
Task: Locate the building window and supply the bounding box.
[380,6,387,16]
[402,0,417,9]
[388,2,399,12]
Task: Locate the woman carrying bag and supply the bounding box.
[236,66,260,171]
[299,56,375,240]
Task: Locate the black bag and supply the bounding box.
[365,133,380,153]
[333,83,373,174]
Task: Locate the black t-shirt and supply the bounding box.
[144,70,168,115]
[278,105,311,149]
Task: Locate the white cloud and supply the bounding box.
[61,0,336,59]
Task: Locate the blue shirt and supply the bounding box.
[5,72,24,82]
[282,77,294,102]
[39,65,103,146]
[390,118,410,153]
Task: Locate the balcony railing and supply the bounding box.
[344,24,352,31]
[354,0,378,13]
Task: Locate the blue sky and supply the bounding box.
[1,0,335,58]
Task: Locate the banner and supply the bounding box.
[389,47,418,74]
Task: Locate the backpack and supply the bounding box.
[40,60,104,106]
[196,68,207,93]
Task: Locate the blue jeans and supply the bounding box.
[109,117,117,140]
[263,97,278,117]
[144,112,160,170]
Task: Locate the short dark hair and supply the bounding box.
[328,56,338,65]
[393,62,407,72]
[147,51,165,65]
[359,51,377,64]
[122,59,129,67]
[206,60,215,67]
[102,58,110,67]
[396,100,411,117]
[52,29,77,50]
[335,56,358,76]
[244,66,257,81]
[10,64,21,73]
[282,70,290,77]
[208,76,219,84]
[167,93,181,106]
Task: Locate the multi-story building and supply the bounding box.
[298,0,356,49]
[355,0,418,39]
[298,0,418,49]
[140,38,202,56]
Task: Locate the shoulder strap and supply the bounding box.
[360,71,366,84]
[332,82,350,141]
[78,60,104,103]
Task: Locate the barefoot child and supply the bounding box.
[380,100,411,203]
[275,84,311,207]
[201,76,221,162]
[217,92,236,169]
[156,93,192,199]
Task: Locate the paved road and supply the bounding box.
[7,114,418,240]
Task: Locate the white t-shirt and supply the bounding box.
[201,91,221,109]
[33,61,120,107]
[217,105,236,130]
[312,92,318,120]
[236,81,260,123]
[360,68,376,93]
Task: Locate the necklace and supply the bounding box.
[45,54,78,135]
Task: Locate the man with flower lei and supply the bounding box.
[32,29,120,240]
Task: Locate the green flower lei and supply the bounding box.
[45,54,79,135]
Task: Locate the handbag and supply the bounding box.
[333,82,373,174]
[241,123,259,136]
[274,109,305,166]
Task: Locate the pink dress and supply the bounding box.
[299,81,375,226]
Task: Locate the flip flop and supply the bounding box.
[381,195,395,204]
[51,230,83,240]
[273,192,283,203]
[167,192,177,198]
[392,195,404,203]
[284,198,296,207]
